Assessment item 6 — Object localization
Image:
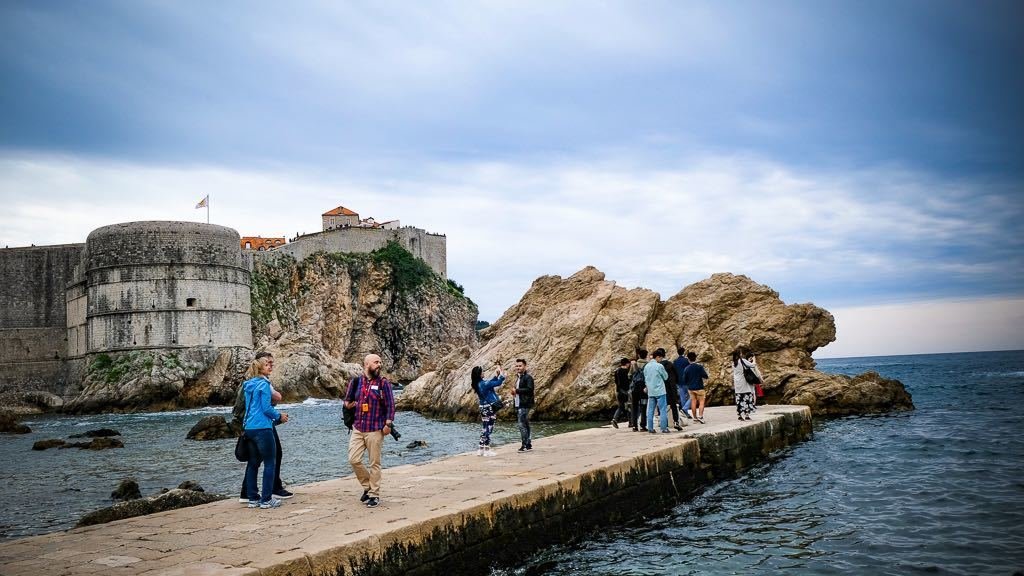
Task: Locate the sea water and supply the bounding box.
[2,351,1022,575]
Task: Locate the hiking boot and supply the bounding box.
[360,490,369,502]
[273,489,293,499]
[366,497,380,508]
[259,499,282,509]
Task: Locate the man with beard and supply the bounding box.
[344,353,395,508]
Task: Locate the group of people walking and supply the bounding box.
[612,346,764,431]
[234,345,764,511]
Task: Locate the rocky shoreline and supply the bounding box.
[1,266,912,420]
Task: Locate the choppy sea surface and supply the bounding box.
[2,351,1023,575]
[501,350,1024,576]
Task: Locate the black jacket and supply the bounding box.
[660,360,680,404]
[614,367,630,398]
[515,372,535,408]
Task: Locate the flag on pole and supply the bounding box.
[195,195,209,209]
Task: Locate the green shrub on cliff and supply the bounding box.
[370,241,434,294]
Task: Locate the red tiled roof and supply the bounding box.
[323,206,359,216]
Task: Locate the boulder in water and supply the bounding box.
[76,489,227,527]
[111,478,141,501]
[177,480,205,492]
[0,411,31,434]
[61,437,124,450]
[406,440,428,449]
[69,428,121,439]
[185,415,237,440]
[32,439,66,450]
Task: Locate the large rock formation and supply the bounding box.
[398,267,913,419]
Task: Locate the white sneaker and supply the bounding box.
[476,448,484,456]
[482,449,497,457]
[238,497,249,503]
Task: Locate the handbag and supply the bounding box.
[754,383,765,398]
[489,397,506,413]
[234,432,251,462]
[742,363,762,385]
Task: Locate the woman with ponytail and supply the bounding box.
[241,352,290,509]
[471,364,505,457]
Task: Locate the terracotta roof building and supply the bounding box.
[322,206,360,230]
[240,236,286,251]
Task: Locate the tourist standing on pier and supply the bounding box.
[644,348,670,433]
[674,347,692,419]
[629,349,650,431]
[513,359,535,452]
[683,352,709,423]
[659,353,685,430]
[611,358,631,428]
[732,349,761,420]
[233,356,292,503]
[472,364,506,457]
[344,354,395,508]
[242,352,290,509]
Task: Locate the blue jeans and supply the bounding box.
[244,428,277,503]
[517,407,532,448]
[679,386,691,412]
[647,394,669,432]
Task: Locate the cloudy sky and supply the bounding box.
[1,1,1021,357]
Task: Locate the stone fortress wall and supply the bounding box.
[273,225,447,277]
[0,244,84,394]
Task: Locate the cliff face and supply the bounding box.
[398,267,913,419]
[250,250,478,385]
[62,247,477,413]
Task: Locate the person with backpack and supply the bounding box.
[611,358,631,428]
[343,353,395,508]
[732,348,762,421]
[628,348,649,432]
[241,352,290,509]
[471,363,505,457]
[232,352,292,503]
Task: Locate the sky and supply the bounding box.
[0,0,1021,358]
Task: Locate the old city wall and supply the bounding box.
[0,244,83,394]
[276,226,447,277]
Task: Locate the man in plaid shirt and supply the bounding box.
[344,353,395,508]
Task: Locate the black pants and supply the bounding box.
[612,392,629,423]
[629,391,647,429]
[240,426,283,498]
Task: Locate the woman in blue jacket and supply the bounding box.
[471,364,505,457]
[243,353,290,508]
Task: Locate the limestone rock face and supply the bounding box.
[251,252,478,384]
[399,268,913,419]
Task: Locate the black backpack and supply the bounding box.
[342,377,360,431]
[630,364,646,391]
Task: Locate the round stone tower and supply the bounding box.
[83,221,252,353]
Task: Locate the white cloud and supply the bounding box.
[0,152,1019,358]
[818,297,1024,358]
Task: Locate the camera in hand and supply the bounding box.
[388,423,401,441]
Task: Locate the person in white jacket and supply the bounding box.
[731,348,761,421]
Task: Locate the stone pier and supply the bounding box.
[0,405,812,576]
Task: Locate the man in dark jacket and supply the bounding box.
[660,352,685,430]
[513,358,535,452]
[611,358,631,428]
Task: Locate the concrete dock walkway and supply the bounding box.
[0,405,812,576]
